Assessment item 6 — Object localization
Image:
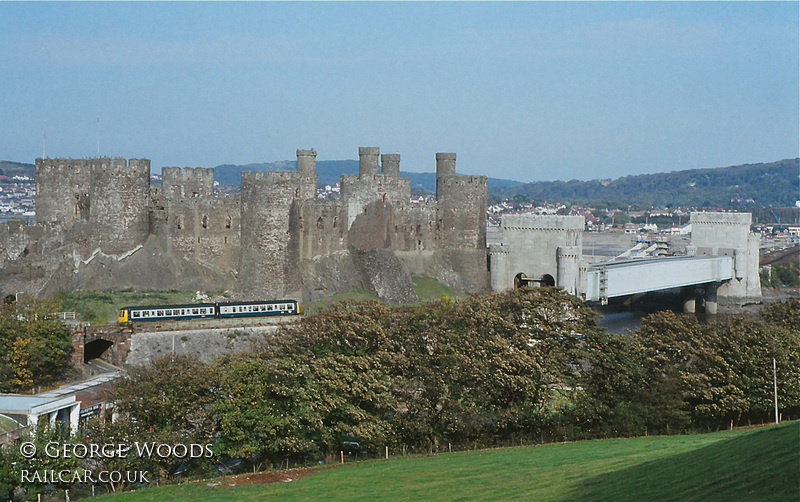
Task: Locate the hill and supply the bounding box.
[493,158,799,208]
[0,160,34,179]
[95,422,798,501]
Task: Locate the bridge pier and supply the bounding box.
[705,284,718,315]
[682,286,696,314]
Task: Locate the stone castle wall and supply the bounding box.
[160,167,240,263]
[2,147,490,303]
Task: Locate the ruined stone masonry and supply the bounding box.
[0,149,489,304]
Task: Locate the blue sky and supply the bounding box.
[1,2,797,182]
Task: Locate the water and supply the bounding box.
[594,306,715,334]
[595,309,647,334]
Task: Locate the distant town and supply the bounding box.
[0,173,35,223]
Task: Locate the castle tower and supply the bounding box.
[359,147,380,177]
[381,153,400,178]
[689,211,761,307]
[434,153,487,250]
[35,158,92,226]
[239,170,302,299]
[88,157,150,253]
[297,148,318,201]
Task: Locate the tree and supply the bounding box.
[213,354,321,464]
[577,331,649,437]
[0,296,73,392]
[114,354,215,439]
[0,421,80,499]
[112,354,216,479]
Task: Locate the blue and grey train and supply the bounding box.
[117,299,299,323]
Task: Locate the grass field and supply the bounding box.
[96,422,799,501]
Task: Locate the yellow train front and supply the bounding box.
[118,299,299,323]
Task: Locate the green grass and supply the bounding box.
[411,276,465,302]
[55,290,203,324]
[95,422,799,501]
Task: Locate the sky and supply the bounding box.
[0,2,797,182]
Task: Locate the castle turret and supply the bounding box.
[436,153,456,189]
[297,148,318,201]
[359,147,380,176]
[381,153,400,178]
[557,246,581,295]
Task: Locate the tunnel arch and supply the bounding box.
[84,338,114,363]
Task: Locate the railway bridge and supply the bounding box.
[489,211,762,312]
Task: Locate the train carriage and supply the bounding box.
[117,299,299,323]
[216,299,299,318]
[117,303,217,323]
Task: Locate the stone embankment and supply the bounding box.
[126,324,280,366]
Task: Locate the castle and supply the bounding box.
[0,148,489,303]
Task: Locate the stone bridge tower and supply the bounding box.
[688,211,761,310]
[489,214,584,294]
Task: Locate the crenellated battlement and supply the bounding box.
[161,166,214,200]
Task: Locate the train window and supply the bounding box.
[192,309,198,314]
[132,311,140,318]
[157,311,164,316]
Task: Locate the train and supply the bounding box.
[117,299,300,323]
